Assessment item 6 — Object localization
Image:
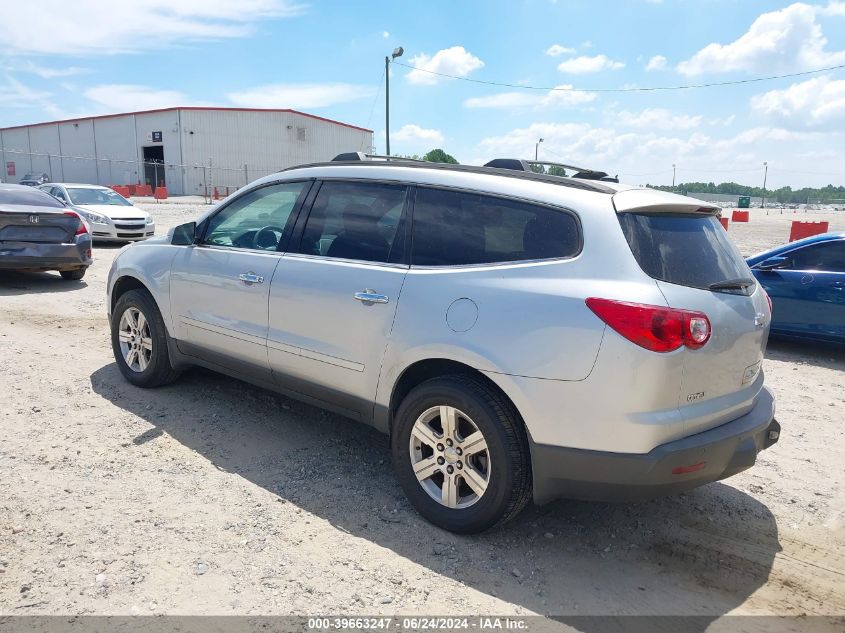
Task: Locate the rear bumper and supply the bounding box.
[0,241,92,270]
[531,386,778,504]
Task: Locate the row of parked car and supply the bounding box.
[0,182,155,280]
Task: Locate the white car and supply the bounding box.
[39,183,155,242]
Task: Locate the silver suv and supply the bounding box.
[107,156,779,533]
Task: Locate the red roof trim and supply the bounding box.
[0,107,373,134]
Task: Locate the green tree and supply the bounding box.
[422,148,459,164]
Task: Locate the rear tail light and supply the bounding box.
[586,298,711,353]
[64,211,88,236]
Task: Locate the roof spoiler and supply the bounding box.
[484,158,619,182]
[612,188,720,215]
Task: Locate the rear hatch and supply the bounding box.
[614,189,770,434]
[0,206,79,244]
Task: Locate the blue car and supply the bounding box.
[747,232,845,344]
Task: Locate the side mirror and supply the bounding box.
[756,256,789,271]
[172,221,197,246]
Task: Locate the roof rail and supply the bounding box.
[302,153,616,194]
[331,152,429,163]
[484,158,619,183]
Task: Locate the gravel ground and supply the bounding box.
[1,200,844,622]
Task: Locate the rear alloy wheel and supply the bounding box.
[409,406,491,509]
[392,375,532,533]
[111,288,180,387]
[60,267,87,280]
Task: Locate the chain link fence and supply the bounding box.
[1,148,285,202]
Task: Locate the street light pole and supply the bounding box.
[385,46,404,156]
[762,161,768,209]
[672,163,676,188]
[535,138,544,161]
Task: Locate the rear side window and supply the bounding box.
[0,187,64,208]
[618,213,750,289]
[412,187,580,266]
[298,181,407,263]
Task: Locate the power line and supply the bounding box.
[393,61,845,93]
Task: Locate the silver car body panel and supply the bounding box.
[107,163,772,458]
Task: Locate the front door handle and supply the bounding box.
[238,272,264,284]
[354,289,389,304]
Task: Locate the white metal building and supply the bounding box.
[0,108,374,196]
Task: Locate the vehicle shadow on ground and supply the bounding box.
[766,337,845,367]
[0,270,87,296]
[90,363,781,626]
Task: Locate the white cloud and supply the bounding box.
[557,54,625,74]
[677,2,845,76]
[615,108,703,130]
[84,84,190,112]
[750,75,845,127]
[228,83,376,109]
[382,31,390,38]
[546,44,576,57]
[645,55,668,71]
[405,46,484,85]
[0,75,53,107]
[475,121,837,188]
[0,0,303,55]
[464,85,597,109]
[392,124,444,144]
[2,60,88,79]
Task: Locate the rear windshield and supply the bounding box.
[618,213,750,289]
[0,188,65,208]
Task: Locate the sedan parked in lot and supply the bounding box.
[39,184,155,242]
[20,173,50,187]
[747,232,845,343]
[0,184,92,280]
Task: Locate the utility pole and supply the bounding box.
[762,161,768,209]
[385,46,404,156]
[535,138,544,160]
[672,163,676,188]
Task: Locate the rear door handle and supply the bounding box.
[354,289,389,304]
[238,272,264,284]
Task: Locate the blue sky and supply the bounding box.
[2,0,845,188]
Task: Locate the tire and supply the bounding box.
[60,267,87,280]
[391,375,532,534]
[111,288,180,387]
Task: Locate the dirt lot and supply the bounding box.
[1,202,844,623]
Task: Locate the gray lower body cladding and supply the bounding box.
[531,387,778,504]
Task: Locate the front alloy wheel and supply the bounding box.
[111,288,181,388]
[117,306,153,372]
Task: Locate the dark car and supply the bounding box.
[747,232,845,344]
[0,184,93,280]
[19,173,51,187]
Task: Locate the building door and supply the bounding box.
[142,146,164,189]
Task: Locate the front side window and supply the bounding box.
[411,187,580,266]
[298,181,407,263]
[787,240,845,272]
[204,181,307,251]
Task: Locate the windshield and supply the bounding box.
[67,187,132,206]
[618,213,752,291]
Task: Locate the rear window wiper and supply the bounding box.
[708,277,756,292]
